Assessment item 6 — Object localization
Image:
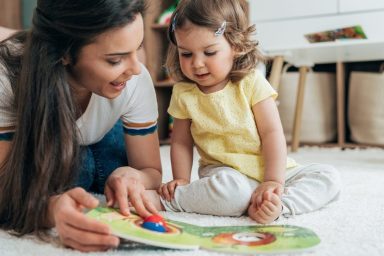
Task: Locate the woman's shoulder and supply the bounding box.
[113,64,157,109]
[0,32,25,57]
[130,64,152,85]
[0,63,16,126]
[0,32,25,97]
[121,64,154,96]
[0,63,13,97]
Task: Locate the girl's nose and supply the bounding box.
[192,56,204,69]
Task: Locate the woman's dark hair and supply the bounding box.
[0,0,145,238]
[166,0,264,83]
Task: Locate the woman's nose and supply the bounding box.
[131,60,141,75]
[125,54,141,76]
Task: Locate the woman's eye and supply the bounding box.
[107,59,122,65]
[205,51,217,56]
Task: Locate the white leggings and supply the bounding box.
[161,164,341,217]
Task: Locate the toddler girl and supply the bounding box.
[155,0,340,223]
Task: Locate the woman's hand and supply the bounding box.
[104,167,159,218]
[49,188,119,252]
[158,179,189,202]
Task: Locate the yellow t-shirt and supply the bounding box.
[168,70,297,181]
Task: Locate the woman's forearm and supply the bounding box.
[136,167,162,189]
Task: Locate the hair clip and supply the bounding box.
[215,21,227,37]
[171,13,178,32]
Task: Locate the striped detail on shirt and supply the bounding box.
[0,126,15,141]
[122,121,158,136]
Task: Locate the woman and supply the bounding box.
[0,0,161,252]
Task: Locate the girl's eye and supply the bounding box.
[205,51,217,56]
[180,52,192,58]
[107,59,122,65]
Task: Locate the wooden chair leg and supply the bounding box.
[291,66,308,152]
[336,62,345,148]
[268,56,284,91]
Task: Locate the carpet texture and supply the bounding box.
[0,146,383,256]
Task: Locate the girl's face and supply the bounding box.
[175,21,236,94]
[66,14,144,99]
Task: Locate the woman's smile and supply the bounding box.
[110,80,127,91]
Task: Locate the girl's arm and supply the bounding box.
[158,118,193,202]
[171,118,194,181]
[252,97,287,186]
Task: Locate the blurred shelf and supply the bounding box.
[151,23,169,30]
[290,142,384,150]
[145,0,176,144]
[340,143,384,149]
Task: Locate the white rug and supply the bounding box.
[1,146,383,256]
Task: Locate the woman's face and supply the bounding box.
[66,14,144,99]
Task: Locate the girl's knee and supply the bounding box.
[308,164,341,196]
[208,171,253,216]
[319,164,340,185]
[325,165,341,196]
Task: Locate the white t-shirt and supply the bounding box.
[0,64,158,145]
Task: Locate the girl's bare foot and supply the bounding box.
[247,192,282,224]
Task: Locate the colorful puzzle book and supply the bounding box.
[87,207,321,254]
[305,25,367,43]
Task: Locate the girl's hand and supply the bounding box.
[158,179,189,202]
[104,167,159,218]
[250,181,284,209]
[49,188,119,252]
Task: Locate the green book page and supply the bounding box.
[86,207,320,254]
